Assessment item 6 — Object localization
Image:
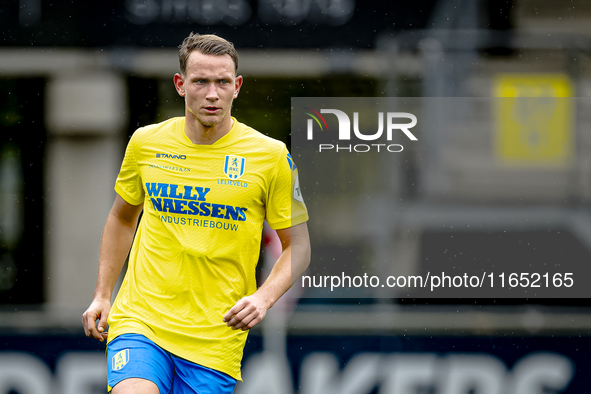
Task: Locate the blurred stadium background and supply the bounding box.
[1,0,591,393]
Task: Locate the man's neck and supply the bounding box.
[184,113,234,145]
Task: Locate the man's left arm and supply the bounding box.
[223,222,311,330]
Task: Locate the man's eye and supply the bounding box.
[196,79,207,84]
[220,80,229,85]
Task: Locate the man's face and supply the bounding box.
[174,51,242,128]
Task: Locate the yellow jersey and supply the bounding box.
[107,117,308,380]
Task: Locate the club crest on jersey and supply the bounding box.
[112,349,129,371]
[224,155,246,180]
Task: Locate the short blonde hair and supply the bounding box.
[178,32,239,75]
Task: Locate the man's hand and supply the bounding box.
[223,223,310,331]
[223,294,270,331]
[82,195,142,343]
[82,298,111,342]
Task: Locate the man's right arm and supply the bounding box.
[82,194,143,342]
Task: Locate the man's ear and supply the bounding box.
[233,75,243,99]
[174,73,185,97]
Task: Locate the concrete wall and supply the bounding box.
[45,73,126,311]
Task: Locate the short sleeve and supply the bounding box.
[265,145,309,230]
[114,133,145,205]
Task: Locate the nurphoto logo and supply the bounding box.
[304,108,418,153]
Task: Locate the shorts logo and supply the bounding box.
[112,349,129,371]
[224,155,246,180]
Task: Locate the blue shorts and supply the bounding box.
[106,334,236,394]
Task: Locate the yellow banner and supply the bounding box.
[494,74,573,166]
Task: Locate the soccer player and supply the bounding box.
[82,33,310,394]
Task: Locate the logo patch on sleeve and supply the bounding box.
[112,349,130,371]
[293,174,304,203]
[224,155,246,180]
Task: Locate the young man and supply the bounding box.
[82,33,310,394]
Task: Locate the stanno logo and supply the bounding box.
[156,153,187,159]
[304,108,418,153]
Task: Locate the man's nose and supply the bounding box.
[206,83,219,100]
